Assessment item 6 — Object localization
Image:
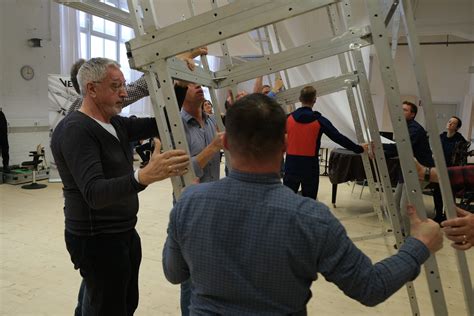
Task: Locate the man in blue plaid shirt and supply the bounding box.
[163,93,443,315]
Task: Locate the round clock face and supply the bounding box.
[21,65,34,81]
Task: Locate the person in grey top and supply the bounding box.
[163,93,443,315]
[179,83,223,315]
[181,83,223,183]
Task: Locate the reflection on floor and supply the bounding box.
[1,163,472,315]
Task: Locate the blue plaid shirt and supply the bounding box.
[163,170,429,315]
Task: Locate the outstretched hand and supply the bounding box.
[138,138,190,185]
[361,142,375,159]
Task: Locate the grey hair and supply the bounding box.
[77,57,121,97]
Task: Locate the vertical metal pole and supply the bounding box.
[352,49,422,315]
[127,0,196,198]
[186,0,231,167]
[390,8,401,59]
[271,23,295,112]
[209,0,238,105]
[186,0,225,132]
[400,0,474,313]
[327,3,385,228]
[262,26,275,87]
[366,1,448,314]
[339,2,420,313]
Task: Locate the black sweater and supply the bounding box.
[51,112,158,235]
[440,131,466,166]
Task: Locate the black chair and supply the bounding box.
[21,145,47,190]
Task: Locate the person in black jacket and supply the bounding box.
[430,116,468,224]
[440,116,466,167]
[383,101,443,227]
[0,109,9,172]
[51,58,190,316]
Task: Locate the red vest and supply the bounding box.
[286,115,320,157]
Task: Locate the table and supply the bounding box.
[328,148,400,205]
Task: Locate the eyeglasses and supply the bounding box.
[93,81,127,93]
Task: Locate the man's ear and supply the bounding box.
[87,82,97,98]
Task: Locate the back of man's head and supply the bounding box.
[70,59,86,95]
[77,57,120,97]
[226,93,286,161]
[299,86,317,106]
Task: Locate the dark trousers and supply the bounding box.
[65,229,142,316]
[283,173,319,200]
[135,143,151,163]
[432,184,453,223]
[0,130,9,169]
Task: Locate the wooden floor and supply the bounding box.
[1,162,473,315]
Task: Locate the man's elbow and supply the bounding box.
[355,288,389,307]
[164,272,185,285]
[359,297,385,307]
[163,265,188,284]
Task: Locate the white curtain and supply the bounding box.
[59,6,80,75]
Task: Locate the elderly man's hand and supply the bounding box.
[138,139,190,185]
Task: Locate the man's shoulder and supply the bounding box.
[408,119,423,128]
[408,119,426,134]
[54,112,84,132]
[52,112,99,143]
[180,179,225,198]
[454,132,466,141]
[290,195,333,221]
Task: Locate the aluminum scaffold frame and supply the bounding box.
[56,0,473,314]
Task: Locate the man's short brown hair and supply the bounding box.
[299,86,317,104]
[226,93,286,160]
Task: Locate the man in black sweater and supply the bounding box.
[383,101,438,228]
[51,57,190,316]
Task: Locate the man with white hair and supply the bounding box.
[51,57,190,315]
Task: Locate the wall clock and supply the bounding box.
[20,65,35,81]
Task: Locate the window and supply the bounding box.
[78,0,147,116]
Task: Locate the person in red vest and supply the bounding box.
[284,86,368,199]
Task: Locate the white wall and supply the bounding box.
[369,0,474,141]
[371,40,474,138]
[1,0,61,165]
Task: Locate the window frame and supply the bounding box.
[78,0,146,116]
